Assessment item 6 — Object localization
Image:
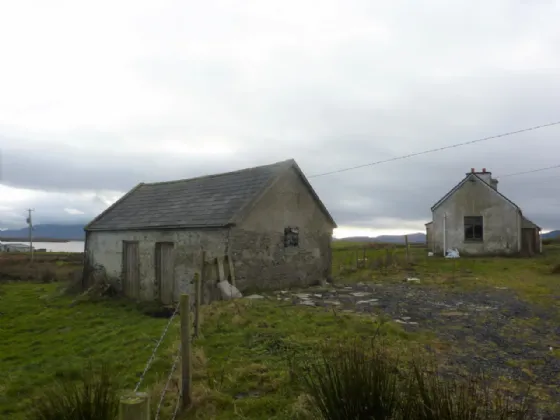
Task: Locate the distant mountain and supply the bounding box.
[542,230,560,239]
[335,233,426,244]
[0,224,85,240]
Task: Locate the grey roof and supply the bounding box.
[85,159,336,231]
[522,216,541,230]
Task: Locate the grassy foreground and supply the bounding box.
[2,245,560,418]
[0,280,417,419]
[0,282,177,419]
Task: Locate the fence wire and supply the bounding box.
[134,301,181,392]
[154,346,181,420]
[171,388,183,420]
[135,293,200,418]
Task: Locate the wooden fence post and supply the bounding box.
[194,274,201,338]
[227,251,236,286]
[404,235,410,263]
[180,294,192,410]
[200,251,206,304]
[119,392,150,420]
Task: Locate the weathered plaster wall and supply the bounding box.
[86,229,228,301]
[229,167,334,291]
[431,178,521,255]
[425,224,433,252]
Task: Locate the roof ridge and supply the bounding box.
[143,159,294,187]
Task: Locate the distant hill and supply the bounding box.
[335,233,426,244]
[0,224,85,241]
[542,230,560,239]
[3,224,555,243]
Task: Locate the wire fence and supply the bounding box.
[155,347,181,420]
[134,300,181,393]
[121,275,203,420]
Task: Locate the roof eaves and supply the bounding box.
[87,222,234,232]
[472,174,521,211]
[430,174,470,211]
[84,183,145,231]
[292,161,338,228]
[522,216,541,231]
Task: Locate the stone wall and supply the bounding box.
[228,165,335,291]
[229,228,331,291]
[85,228,228,302]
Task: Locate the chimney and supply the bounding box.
[471,168,475,173]
[474,168,492,184]
[490,178,499,190]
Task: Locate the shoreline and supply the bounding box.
[0,237,84,243]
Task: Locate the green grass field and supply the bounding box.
[0,281,416,419]
[331,241,560,312]
[1,244,560,418]
[0,282,178,419]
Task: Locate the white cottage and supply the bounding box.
[425,168,541,256]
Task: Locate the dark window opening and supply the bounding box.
[464,216,483,241]
[284,227,299,247]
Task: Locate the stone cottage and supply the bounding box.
[83,159,337,303]
[425,168,541,256]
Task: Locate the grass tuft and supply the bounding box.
[298,338,536,420]
[26,362,120,420]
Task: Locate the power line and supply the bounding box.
[307,120,560,178]
[497,163,560,179]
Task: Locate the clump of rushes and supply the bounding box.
[299,337,535,420]
[27,362,120,420]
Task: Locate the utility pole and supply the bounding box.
[26,209,34,262]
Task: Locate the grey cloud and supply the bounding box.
[1,0,560,232]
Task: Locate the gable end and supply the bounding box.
[431,173,521,213]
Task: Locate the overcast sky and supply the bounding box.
[1,0,560,237]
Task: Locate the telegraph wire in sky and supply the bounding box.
[496,163,560,179]
[307,120,560,178]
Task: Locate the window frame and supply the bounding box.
[283,227,300,248]
[464,216,483,242]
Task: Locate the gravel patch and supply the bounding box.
[271,281,560,416]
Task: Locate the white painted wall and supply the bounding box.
[432,177,521,255]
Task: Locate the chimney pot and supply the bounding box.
[471,168,475,173]
[482,168,486,173]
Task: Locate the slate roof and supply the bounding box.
[522,216,541,230]
[85,159,336,231]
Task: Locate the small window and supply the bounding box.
[464,216,483,241]
[284,227,299,247]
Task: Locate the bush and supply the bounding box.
[298,339,535,420]
[27,362,120,420]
